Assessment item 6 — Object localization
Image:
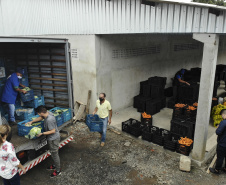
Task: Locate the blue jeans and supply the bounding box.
[100,117,108,142]
[7,104,15,122]
[3,173,20,185]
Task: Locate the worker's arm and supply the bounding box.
[108,110,112,125]
[17,163,26,174]
[178,78,190,86]
[93,107,98,115]
[37,129,56,137]
[14,87,27,94]
[216,122,226,135]
[25,116,43,126]
[19,83,26,88]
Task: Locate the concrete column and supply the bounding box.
[192,34,219,162]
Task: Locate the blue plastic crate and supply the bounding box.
[17,119,44,139]
[0,77,6,84]
[49,107,72,122]
[20,90,34,102]
[62,108,72,122]
[15,108,35,120]
[20,77,29,87]
[86,114,103,132]
[15,99,21,109]
[49,108,64,127]
[24,96,45,108]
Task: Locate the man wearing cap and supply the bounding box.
[1,70,27,124]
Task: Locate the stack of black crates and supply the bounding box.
[133,76,167,115]
[122,114,152,138]
[171,104,197,140]
[177,82,199,105]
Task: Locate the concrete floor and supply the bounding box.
[14,122,226,185]
[111,81,226,141]
[112,106,215,139]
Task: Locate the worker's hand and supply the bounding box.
[186,82,190,86]
[108,119,111,125]
[25,121,32,126]
[21,90,27,94]
[37,133,43,137]
[22,166,26,174]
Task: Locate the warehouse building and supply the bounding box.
[0,0,226,164]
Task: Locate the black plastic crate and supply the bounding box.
[184,70,192,81]
[152,128,170,146]
[148,76,167,87]
[164,87,173,97]
[146,100,157,115]
[156,100,161,113]
[184,108,197,119]
[133,95,140,108]
[150,85,164,99]
[176,142,193,156]
[167,98,175,109]
[142,126,153,142]
[163,133,181,152]
[146,99,162,115]
[128,121,145,137]
[173,106,186,120]
[134,96,151,112]
[161,97,166,109]
[212,98,218,108]
[140,81,151,97]
[170,119,194,139]
[122,118,139,133]
[141,114,152,126]
[177,84,199,103]
[152,134,164,146]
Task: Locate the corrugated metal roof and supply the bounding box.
[155,0,226,10]
[0,0,226,36]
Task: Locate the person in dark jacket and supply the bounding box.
[210,109,226,174]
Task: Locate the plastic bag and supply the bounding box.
[15,108,34,116]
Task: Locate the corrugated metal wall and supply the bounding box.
[0,0,226,36]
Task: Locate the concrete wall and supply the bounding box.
[24,33,226,113]
[95,34,204,111]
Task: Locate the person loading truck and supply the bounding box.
[1,70,27,125]
[26,106,61,178]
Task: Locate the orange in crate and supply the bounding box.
[142,112,151,118]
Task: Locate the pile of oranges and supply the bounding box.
[178,137,193,146]
[142,112,151,118]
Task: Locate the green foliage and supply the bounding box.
[193,0,226,6]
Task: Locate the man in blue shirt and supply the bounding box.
[210,109,226,174]
[1,70,27,124]
[173,69,190,86]
[173,69,190,101]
